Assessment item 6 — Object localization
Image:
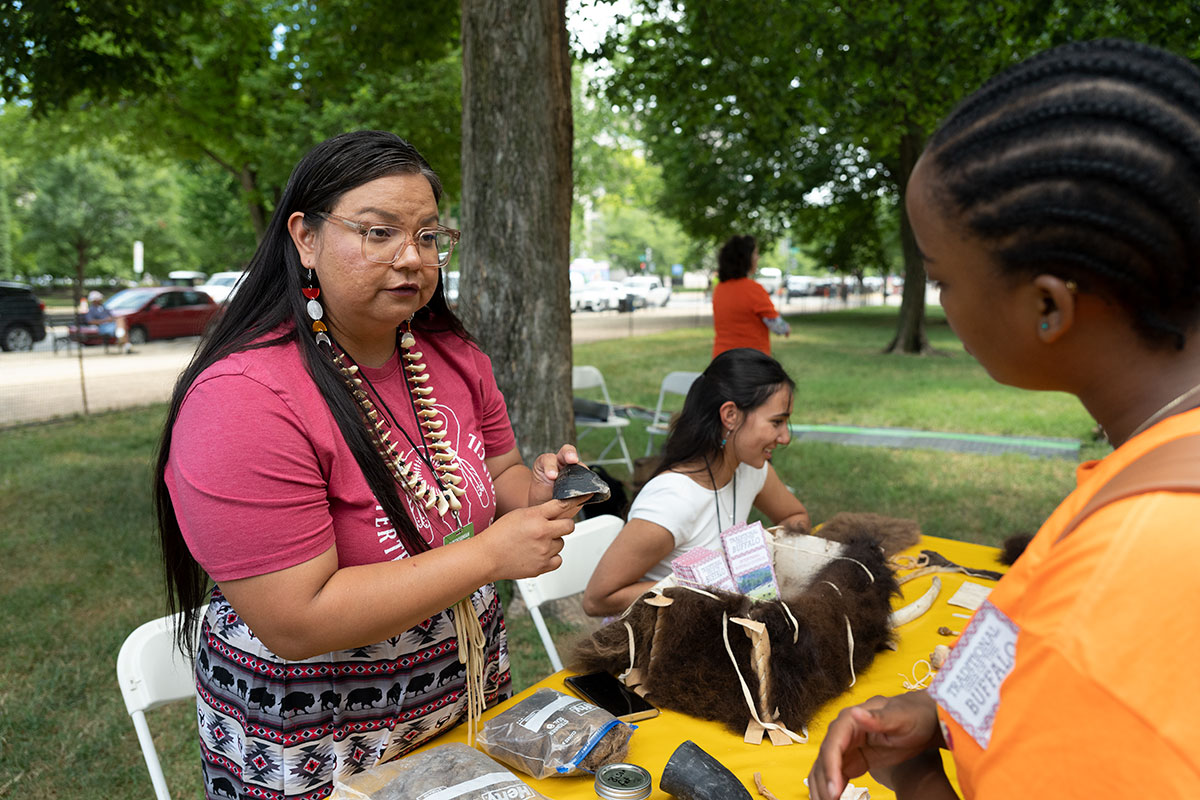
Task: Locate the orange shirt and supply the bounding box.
[935,407,1200,797]
[712,277,780,357]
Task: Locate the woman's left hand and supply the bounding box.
[528,444,581,505]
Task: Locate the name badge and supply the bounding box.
[928,600,1019,750]
[443,522,475,546]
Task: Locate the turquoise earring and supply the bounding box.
[1040,321,1049,331]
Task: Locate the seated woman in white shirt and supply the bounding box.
[582,348,811,617]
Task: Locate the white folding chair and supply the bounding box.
[516,514,625,672]
[644,370,702,456]
[116,605,208,800]
[572,365,635,472]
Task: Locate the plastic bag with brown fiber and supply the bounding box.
[476,688,634,779]
[330,742,547,800]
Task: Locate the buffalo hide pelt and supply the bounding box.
[812,512,921,557]
[570,536,898,736]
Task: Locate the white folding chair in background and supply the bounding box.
[516,514,624,672]
[643,370,702,457]
[572,365,635,473]
[116,605,208,800]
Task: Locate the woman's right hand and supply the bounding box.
[808,690,943,800]
[479,497,585,580]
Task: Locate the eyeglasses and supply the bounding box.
[316,212,460,268]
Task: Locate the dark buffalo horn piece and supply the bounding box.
[551,463,611,504]
[920,549,1005,581]
[659,740,752,800]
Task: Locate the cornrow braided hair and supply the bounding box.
[926,38,1200,349]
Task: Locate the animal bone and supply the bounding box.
[889,576,941,627]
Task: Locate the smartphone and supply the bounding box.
[563,671,660,723]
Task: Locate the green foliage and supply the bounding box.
[18,143,188,282]
[572,69,704,274]
[0,1,464,238]
[595,0,1200,318]
[0,167,12,278]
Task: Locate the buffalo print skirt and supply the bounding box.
[194,585,511,800]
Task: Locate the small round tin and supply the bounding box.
[594,762,652,800]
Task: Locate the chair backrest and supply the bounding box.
[651,371,702,425]
[116,606,207,800]
[572,365,616,415]
[517,514,624,608]
[117,607,206,715]
[516,514,624,671]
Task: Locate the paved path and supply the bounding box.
[1,294,748,426]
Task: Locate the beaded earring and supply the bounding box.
[303,268,331,347]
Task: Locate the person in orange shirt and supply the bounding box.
[711,234,789,356]
[808,39,1200,799]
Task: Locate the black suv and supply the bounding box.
[0,281,47,351]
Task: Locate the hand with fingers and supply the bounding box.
[808,691,957,800]
[528,444,581,505]
[481,496,587,580]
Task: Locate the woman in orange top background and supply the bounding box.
[711,234,790,356]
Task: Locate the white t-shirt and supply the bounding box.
[628,461,769,581]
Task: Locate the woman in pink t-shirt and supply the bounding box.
[154,131,588,800]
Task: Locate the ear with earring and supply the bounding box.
[302,267,331,347]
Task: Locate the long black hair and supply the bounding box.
[655,348,794,478]
[154,130,470,653]
[924,38,1200,350]
[717,235,757,282]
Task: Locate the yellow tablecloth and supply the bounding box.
[414,535,1002,799]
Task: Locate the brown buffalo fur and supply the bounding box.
[813,512,922,557]
[1000,533,1034,566]
[569,537,899,735]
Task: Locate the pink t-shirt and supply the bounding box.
[166,328,516,582]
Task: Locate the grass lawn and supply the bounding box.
[0,307,1105,799]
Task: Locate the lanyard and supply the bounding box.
[704,458,736,536]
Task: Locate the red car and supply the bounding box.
[71,287,220,346]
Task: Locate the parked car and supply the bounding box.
[571,280,628,312]
[73,286,220,345]
[198,271,247,304]
[755,267,783,295]
[0,281,48,351]
[786,275,817,297]
[621,275,672,308]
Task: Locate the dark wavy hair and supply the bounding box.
[655,348,794,478]
[153,130,470,653]
[717,234,758,282]
[924,38,1200,349]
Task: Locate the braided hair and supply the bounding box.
[924,38,1200,349]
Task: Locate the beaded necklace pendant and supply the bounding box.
[331,328,468,523]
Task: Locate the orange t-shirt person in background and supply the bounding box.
[711,234,789,357]
[808,39,1200,800]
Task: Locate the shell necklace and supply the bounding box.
[326,323,487,745]
[331,326,468,520]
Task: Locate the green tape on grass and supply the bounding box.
[790,424,1078,451]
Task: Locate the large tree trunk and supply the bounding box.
[884,127,932,355]
[238,165,268,242]
[459,0,574,462]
